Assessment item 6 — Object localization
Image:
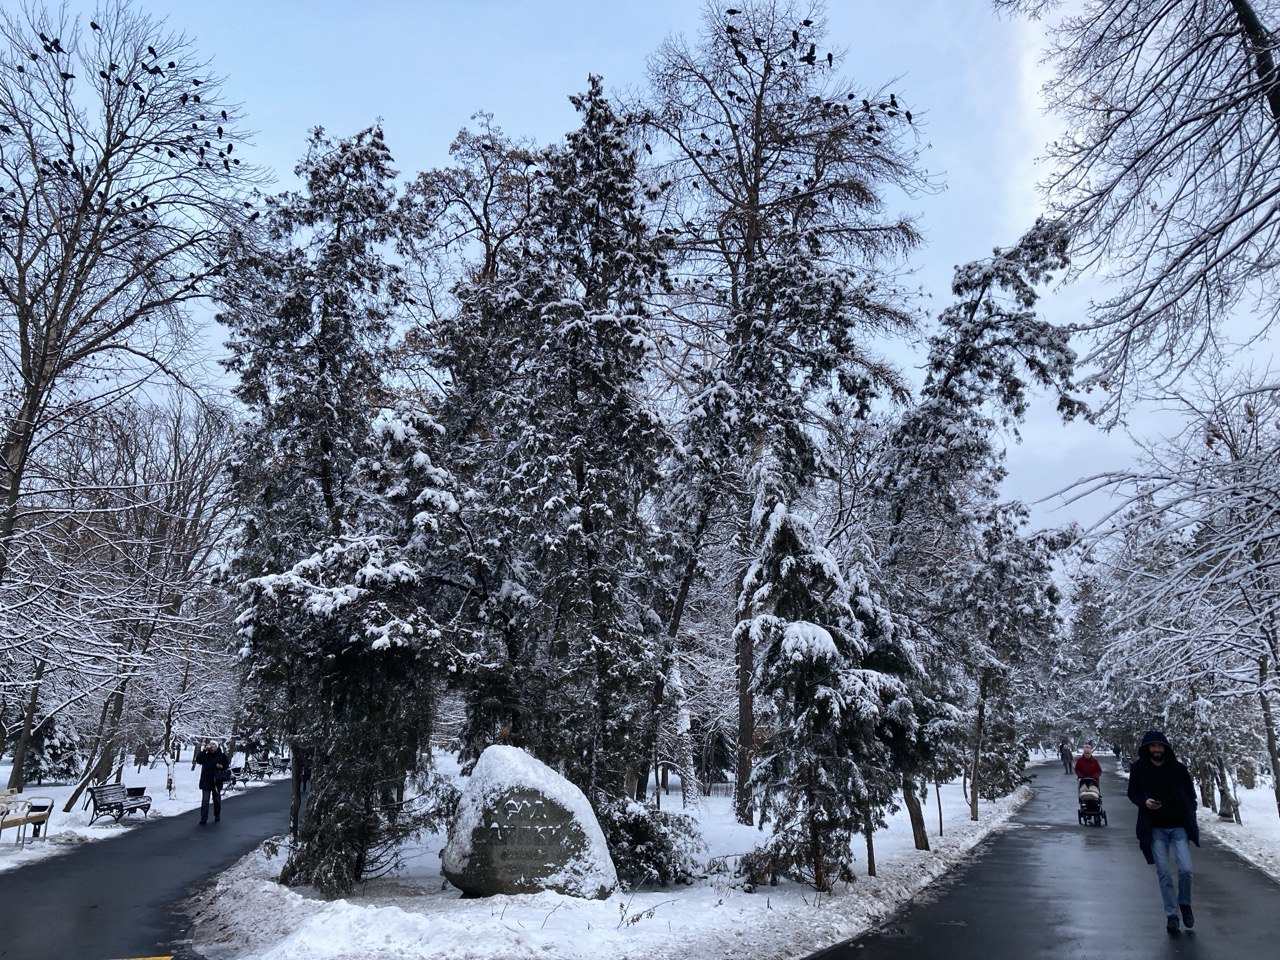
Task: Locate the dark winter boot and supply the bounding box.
[1166,915,1180,933]
[1180,904,1194,929]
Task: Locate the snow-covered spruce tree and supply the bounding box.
[410,78,671,801]
[257,404,460,894]
[22,713,82,785]
[728,246,919,834]
[399,119,543,768]
[861,222,1081,822]
[220,126,453,894]
[956,507,1063,817]
[640,1,925,822]
[720,231,920,881]
[742,459,905,890]
[873,221,1082,552]
[487,76,669,796]
[1045,570,1114,746]
[865,613,968,851]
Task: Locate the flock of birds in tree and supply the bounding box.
[0,19,241,178]
[0,19,248,294]
[644,6,913,188]
[719,8,911,135]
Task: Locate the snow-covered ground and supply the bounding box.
[1199,782,1280,884]
[188,760,1037,960]
[0,753,282,873]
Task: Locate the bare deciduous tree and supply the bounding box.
[998,0,1280,409]
[0,0,255,584]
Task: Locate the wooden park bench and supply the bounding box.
[0,795,54,845]
[227,757,273,789]
[86,783,152,824]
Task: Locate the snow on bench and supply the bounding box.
[1,795,54,845]
[87,783,152,824]
[228,757,274,789]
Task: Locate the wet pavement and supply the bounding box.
[0,780,291,960]
[810,761,1280,959]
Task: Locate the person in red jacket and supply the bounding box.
[1074,743,1103,780]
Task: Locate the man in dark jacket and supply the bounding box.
[1127,730,1199,932]
[194,741,230,825]
[1059,740,1073,774]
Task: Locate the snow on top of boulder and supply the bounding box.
[782,621,838,662]
[443,745,617,898]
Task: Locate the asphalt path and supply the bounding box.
[0,779,291,960]
[811,760,1280,959]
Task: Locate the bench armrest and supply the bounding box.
[0,799,30,819]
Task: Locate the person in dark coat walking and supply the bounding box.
[1058,740,1073,774]
[194,741,230,825]
[1127,730,1199,932]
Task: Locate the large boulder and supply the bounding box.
[442,745,617,899]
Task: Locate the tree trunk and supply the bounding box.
[227,711,243,771]
[1257,657,1280,822]
[970,671,990,822]
[65,681,130,811]
[1214,756,1237,822]
[0,395,40,587]
[864,804,877,877]
[1228,0,1280,122]
[806,774,826,891]
[636,508,709,800]
[903,773,930,851]
[1197,769,1215,812]
[936,779,944,836]
[6,658,47,791]
[735,625,755,826]
[290,740,303,837]
[63,692,115,813]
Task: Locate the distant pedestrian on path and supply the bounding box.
[298,746,314,794]
[1074,743,1102,780]
[1059,740,1073,774]
[1127,730,1199,933]
[194,741,230,826]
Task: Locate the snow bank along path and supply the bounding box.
[187,764,1038,960]
[1197,784,1280,885]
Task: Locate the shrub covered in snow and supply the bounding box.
[22,716,83,785]
[595,796,704,888]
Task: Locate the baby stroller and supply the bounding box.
[1077,777,1107,826]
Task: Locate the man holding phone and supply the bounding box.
[1127,730,1200,933]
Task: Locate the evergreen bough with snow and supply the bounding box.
[742,477,907,892]
[221,127,459,895]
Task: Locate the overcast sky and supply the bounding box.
[53,0,1212,529]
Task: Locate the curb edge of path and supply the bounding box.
[800,777,1039,960]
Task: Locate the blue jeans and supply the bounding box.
[200,786,222,823]
[1151,826,1193,916]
